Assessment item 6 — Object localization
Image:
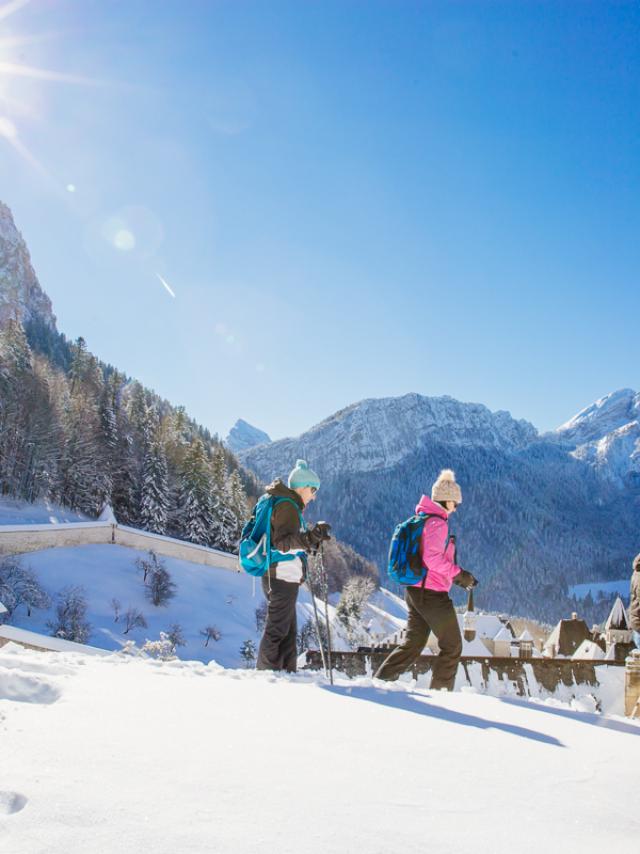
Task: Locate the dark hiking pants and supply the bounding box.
[256,575,299,672]
[375,588,462,691]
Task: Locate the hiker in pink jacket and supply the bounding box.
[375,469,477,690]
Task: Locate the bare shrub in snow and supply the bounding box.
[166,623,186,651]
[120,640,138,656]
[123,608,147,634]
[200,625,221,647]
[145,565,177,607]
[110,598,121,623]
[297,616,327,653]
[0,556,50,620]
[239,638,256,667]
[142,632,176,661]
[297,618,315,654]
[135,549,162,583]
[46,586,91,643]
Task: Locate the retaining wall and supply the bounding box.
[0,522,239,573]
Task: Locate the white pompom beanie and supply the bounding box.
[431,469,462,505]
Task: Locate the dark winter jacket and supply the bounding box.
[630,553,640,632]
[265,480,308,581]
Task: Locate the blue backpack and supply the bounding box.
[239,495,306,577]
[387,512,432,585]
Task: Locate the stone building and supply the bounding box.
[543,613,591,658]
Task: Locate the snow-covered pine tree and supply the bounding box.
[239,639,257,667]
[226,468,248,546]
[138,408,170,535]
[335,576,376,649]
[177,438,215,545]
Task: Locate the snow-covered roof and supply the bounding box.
[572,640,605,661]
[0,600,7,616]
[462,637,491,657]
[494,626,513,642]
[544,617,591,656]
[517,629,534,642]
[0,625,109,656]
[605,597,630,631]
[604,644,618,661]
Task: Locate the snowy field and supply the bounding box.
[1,643,638,854]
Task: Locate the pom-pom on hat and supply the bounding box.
[288,459,321,490]
[431,469,462,505]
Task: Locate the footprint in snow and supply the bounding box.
[0,791,28,815]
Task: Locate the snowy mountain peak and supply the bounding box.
[225,419,272,454]
[0,200,56,330]
[556,388,640,445]
[554,389,640,487]
[239,392,538,480]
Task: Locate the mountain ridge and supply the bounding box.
[238,389,640,622]
[0,202,56,331]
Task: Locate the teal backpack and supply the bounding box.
[239,495,306,576]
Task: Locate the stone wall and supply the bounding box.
[0,522,239,573]
[625,650,640,717]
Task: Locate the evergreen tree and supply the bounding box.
[139,433,169,535]
[239,639,257,667]
[178,438,214,545]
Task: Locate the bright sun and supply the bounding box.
[0,0,96,174]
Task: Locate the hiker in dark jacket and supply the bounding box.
[631,552,640,649]
[375,469,477,690]
[256,460,331,672]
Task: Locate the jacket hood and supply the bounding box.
[265,479,305,510]
[415,494,448,518]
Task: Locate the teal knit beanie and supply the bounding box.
[288,459,320,490]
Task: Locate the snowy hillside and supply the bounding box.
[225,419,271,454]
[1,643,638,854]
[0,201,56,329]
[2,542,402,666]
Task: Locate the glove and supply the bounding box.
[455,569,478,590]
[313,521,332,542]
[303,522,332,550]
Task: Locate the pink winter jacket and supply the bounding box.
[411,495,462,593]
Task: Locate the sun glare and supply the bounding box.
[0,0,31,25]
[0,114,16,137]
[0,0,103,183]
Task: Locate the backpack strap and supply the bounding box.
[271,496,306,531]
[266,497,307,570]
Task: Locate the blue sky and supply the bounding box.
[1,0,638,440]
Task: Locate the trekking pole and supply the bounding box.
[305,555,328,675]
[317,542,334,685]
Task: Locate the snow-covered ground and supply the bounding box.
[1,643,638,854]
[570,579,631,600]
[0,498,91,526]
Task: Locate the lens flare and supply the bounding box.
[0,0,31,24]
[0,115,17,138]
